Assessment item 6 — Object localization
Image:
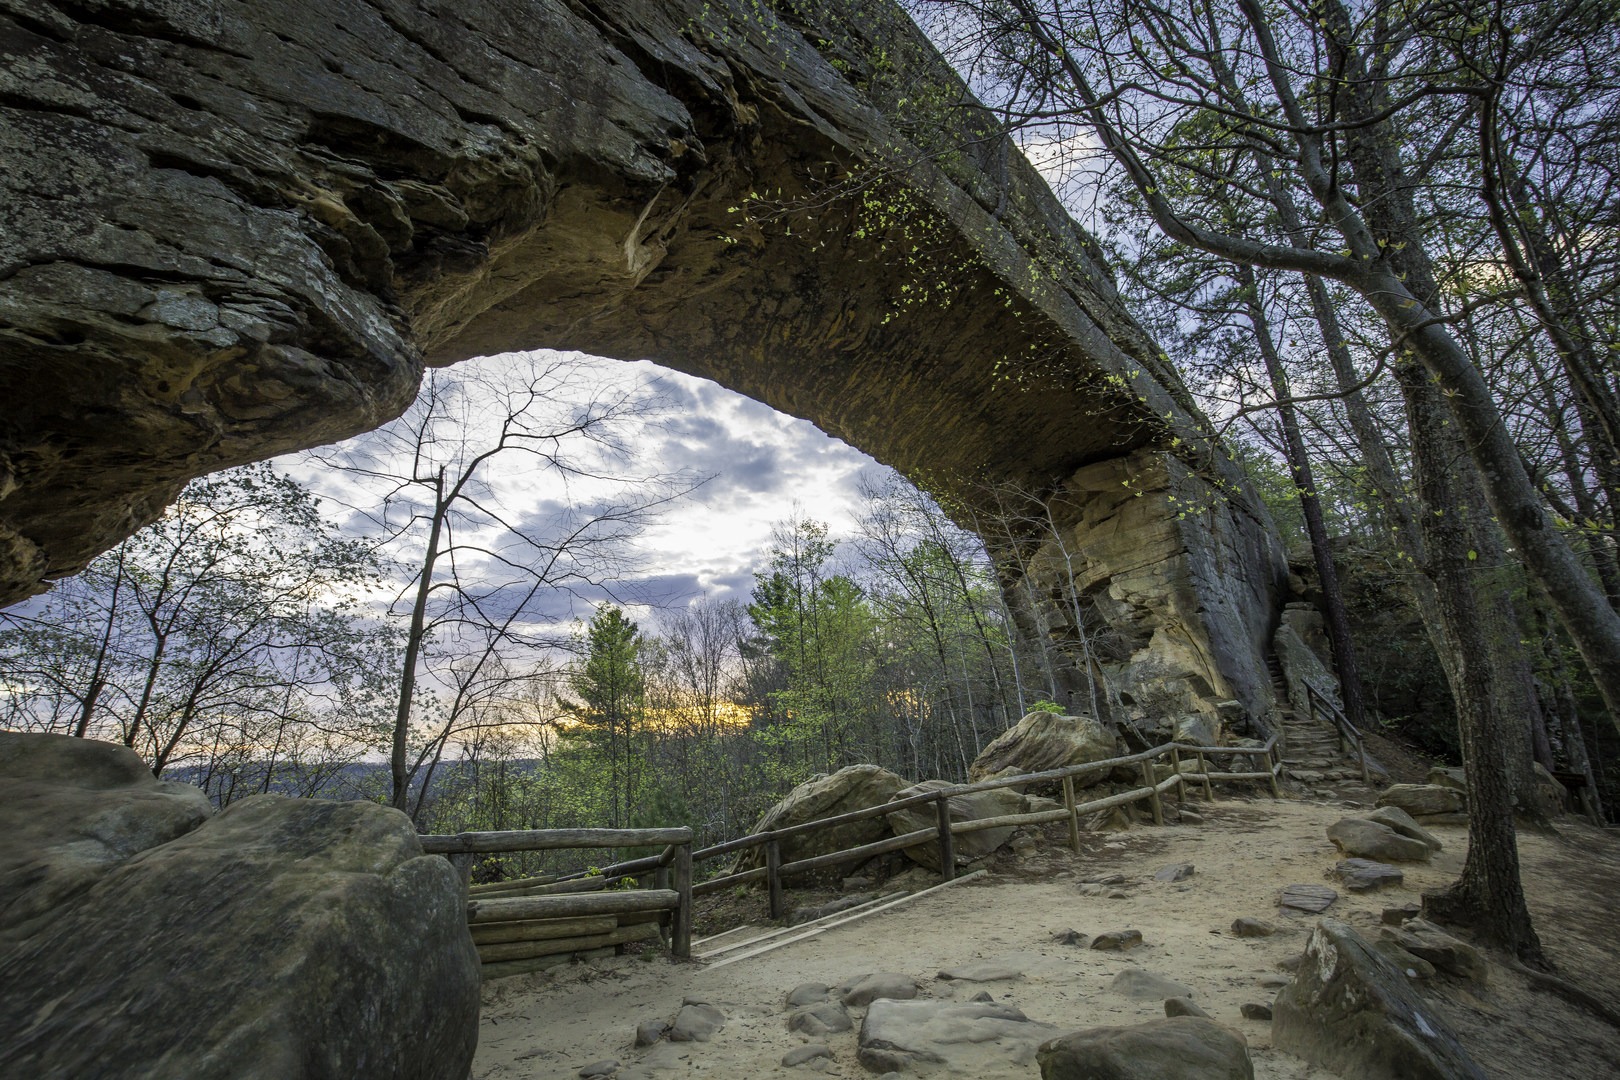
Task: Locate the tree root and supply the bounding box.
[1506,957,1620,1032]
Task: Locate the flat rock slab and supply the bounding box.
[578,1061,620,1078]
[1037,1016,1254,1080]
[938,962,1024,982]
[1329,858,1404,892]
[859,999,1058,1075]
[1154,863,1196,882]
[1279,884,1338,914]
[841,972,921,1007]
[788,1002,853,1036]
[1274,919,1485,1080]
[1110,968,1194,1001]
[668,1003,725,1042]
[1090,929,1144,950]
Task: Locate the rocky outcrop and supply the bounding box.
[734,764,905,875]
[886,778,1023,870]
[1,0,1285,728]
[0,733,479,1079]
[1272,919,1485,1080]
[968,710,1119,784]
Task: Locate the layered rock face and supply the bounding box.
[1,0,1283,718]
[0,733,480,1079]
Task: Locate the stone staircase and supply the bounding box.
[1266,655,1373,793]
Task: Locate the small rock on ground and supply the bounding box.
[1328,858,1404,892]
[840,972,920,1007]
[1090,929,1144,950]
[1279,884,1338,914]
[938,962,1024,982]
[788,1002,852,1036]
[783,1044,834,1067]
[578,1061,619,1078]
[668,1003,725,1042]
[786,983,830,1008]
[1231,917,1276,937]
[1164,997,1210,1019]
[1110,968,1194,1000]
[633,1020,665,1047]
[1154,863,1196,883]
[1240,1003,1273,1021]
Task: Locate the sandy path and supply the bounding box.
[472,794,1620,1080]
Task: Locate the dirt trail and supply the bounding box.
[473,795,1620,1080]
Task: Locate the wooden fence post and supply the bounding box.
[1267,744,1283,799]
[673,841,693,960]
[1062,774,1081,852]
[1168,747,1183,807]
[1196,751,1214,800]
[765,837,785,921]
[934,795,956,881]
[449,852,474,896]
[1140,760,1165,826]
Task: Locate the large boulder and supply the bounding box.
[734,765,906,875]
[1038,1017,1254,1080]
[0,734,480,1080]
[1272,919,1485,1080]
[968,711,1119,785]
[1326,818,1432,863]
[0,731,213,933]
[1376,784,1467,822]
[886,779,1024,870]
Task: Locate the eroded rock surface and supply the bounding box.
[887,779,1023,870]
[1,0,1284,728]
[1272,919,1485,1080]
[735,764,904,875]
[968,711,1119,784]
[0,735,479,1080]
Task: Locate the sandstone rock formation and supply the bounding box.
[968,710,1120,784]
[0,733,480,1080]
[886,778,1023,870]
[734,764,905,875]
[1,0,1284,725]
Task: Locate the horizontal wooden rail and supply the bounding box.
[778,827,939,878]
[466,888,680,925]
[423,826,692,855]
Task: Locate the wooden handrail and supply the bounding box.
[1303,680,1369,785]
[432,732,1288,976]
[423,826,692,855]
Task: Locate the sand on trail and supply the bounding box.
[472,794,1620,1080]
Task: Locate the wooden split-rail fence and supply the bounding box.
[422,737,1282,979]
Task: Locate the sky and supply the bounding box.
[283,349,896,630]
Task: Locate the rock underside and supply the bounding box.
[1,0,1285,726]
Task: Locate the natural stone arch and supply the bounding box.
[0,0,1284,726]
